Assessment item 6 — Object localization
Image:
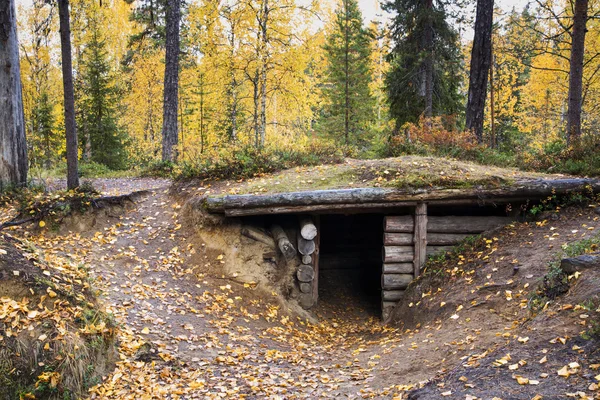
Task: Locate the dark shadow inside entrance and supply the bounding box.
[316,214,384,318]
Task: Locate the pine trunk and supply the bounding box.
[161,0,181,162]
[567,0,588,145]
[424,0,434,119]
[57,0,78,189]
[0,0,28,188]
[466,0,494,144]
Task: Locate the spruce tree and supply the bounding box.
[32,91,60,169]
[384,0,463,128]
[79,21,127,169]
[321,0,374,145]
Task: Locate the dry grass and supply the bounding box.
[200,155,568,197]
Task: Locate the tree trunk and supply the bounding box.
[423,0,434,120]
[0,0,28,188]
[567,0,588,145]
[466,0,494,144]
[258,0,268,148]
[344,0,350,143]
[57,0,78,189]
[161,0,181,162]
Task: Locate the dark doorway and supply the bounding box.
[316,214,384,318]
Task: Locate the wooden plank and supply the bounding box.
[427,232,472,245]
[384,216,414,233]
[299,217,318,240]
[414,203,428,277]
[383,232,413,246]
[311,216,320,304]
[382,290,405,301]
[382,263,414,274]
[381,273,413,290]
[426,246,455,256]
[383,246,414,263]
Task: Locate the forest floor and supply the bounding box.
[2,176,600,399]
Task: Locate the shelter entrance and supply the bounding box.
[317,214,384,318]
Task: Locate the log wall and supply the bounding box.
[381,209,511,320]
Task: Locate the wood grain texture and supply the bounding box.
[413,203,428,277]
[382,246,414,263]
[381,273,413,290]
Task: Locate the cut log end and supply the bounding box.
[300,217,318,240]
[297,264,315,282]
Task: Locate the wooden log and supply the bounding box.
[383,246,414,263]
[384,216,413,233]
[205,179,600,214]
[241,226,275,247]
[312,215,320,304]
[302,255,312,265]
[299,282,312,293]
[297,236,316,255]
[221,198,530,217]
[382,263,414,274]
[383,232,413,246]
[381,273,413,290]
[297,264,315,282]
[413,203,427,277]
[385,215,511,234]
[427,216,511,233]
[299,217,317,240]
[382,290,405,302]
[426,246,455,256]
[263,251,277,262]
[427,232,472,245]
[384,232,472,246]
[271,225,296,261]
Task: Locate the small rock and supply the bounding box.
[561,254,600,274]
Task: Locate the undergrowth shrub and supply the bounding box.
[144,141,347,181]
[382,117,600,176]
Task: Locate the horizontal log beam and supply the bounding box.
[204,179,600,215]
[426,246,455,256]
[384,232,472,246]
[382,290,405,301]
[383,246,414,263]
[427,232,472,245]
[383,232,413,245]
[382,263,414,274]
[382,273,413,290]
[385,216,511,234]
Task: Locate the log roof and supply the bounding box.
[204,178,600,217]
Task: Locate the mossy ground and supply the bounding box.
[195,155,566,197]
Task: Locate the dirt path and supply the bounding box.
[21,183,407,398]
[13,180,600,399]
